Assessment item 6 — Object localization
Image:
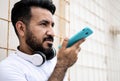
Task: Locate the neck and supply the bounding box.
[18,45,33,55]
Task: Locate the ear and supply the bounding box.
[15,21,26,37]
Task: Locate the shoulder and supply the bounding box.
[0,53,20,65]
[0,53,27,81]
[0,53,26,72]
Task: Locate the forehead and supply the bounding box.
[30,7,54,22]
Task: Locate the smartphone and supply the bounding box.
[59,27,93,48]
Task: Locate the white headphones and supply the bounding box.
[17,48,56,66]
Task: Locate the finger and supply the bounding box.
[73,38,85,47]
[77,38,85,45]
[76,47,81,53]
[61,37,69,49]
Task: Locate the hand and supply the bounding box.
[48,38,85,81]
[56,37,85,68]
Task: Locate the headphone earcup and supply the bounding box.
[16,51,46,66]
[32,51,46,66]
[31,48,56,66]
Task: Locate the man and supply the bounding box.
[0,0,85,81]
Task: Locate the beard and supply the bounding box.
[25,29,55,60]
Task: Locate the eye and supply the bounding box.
[40,23,47,26]
[41,23,46,25]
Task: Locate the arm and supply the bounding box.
[48,38,85,81]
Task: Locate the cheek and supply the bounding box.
[35,30,46,42]
[31,27,47,43]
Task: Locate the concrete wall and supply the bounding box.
[0,0,120,81]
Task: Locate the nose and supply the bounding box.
[47,27,55,37]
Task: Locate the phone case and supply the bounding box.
[59,27,93,48]
[67,27,93,47]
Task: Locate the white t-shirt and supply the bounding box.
[0,50,68,81]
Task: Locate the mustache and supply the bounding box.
[43,35,54,42]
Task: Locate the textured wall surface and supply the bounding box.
[0,0,120,81]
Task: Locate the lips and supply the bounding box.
[44,38,53,42]
[44,39,53,45]
[43,36,54,48]
[43,36,54,43]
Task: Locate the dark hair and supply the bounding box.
[11,0,56,37]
